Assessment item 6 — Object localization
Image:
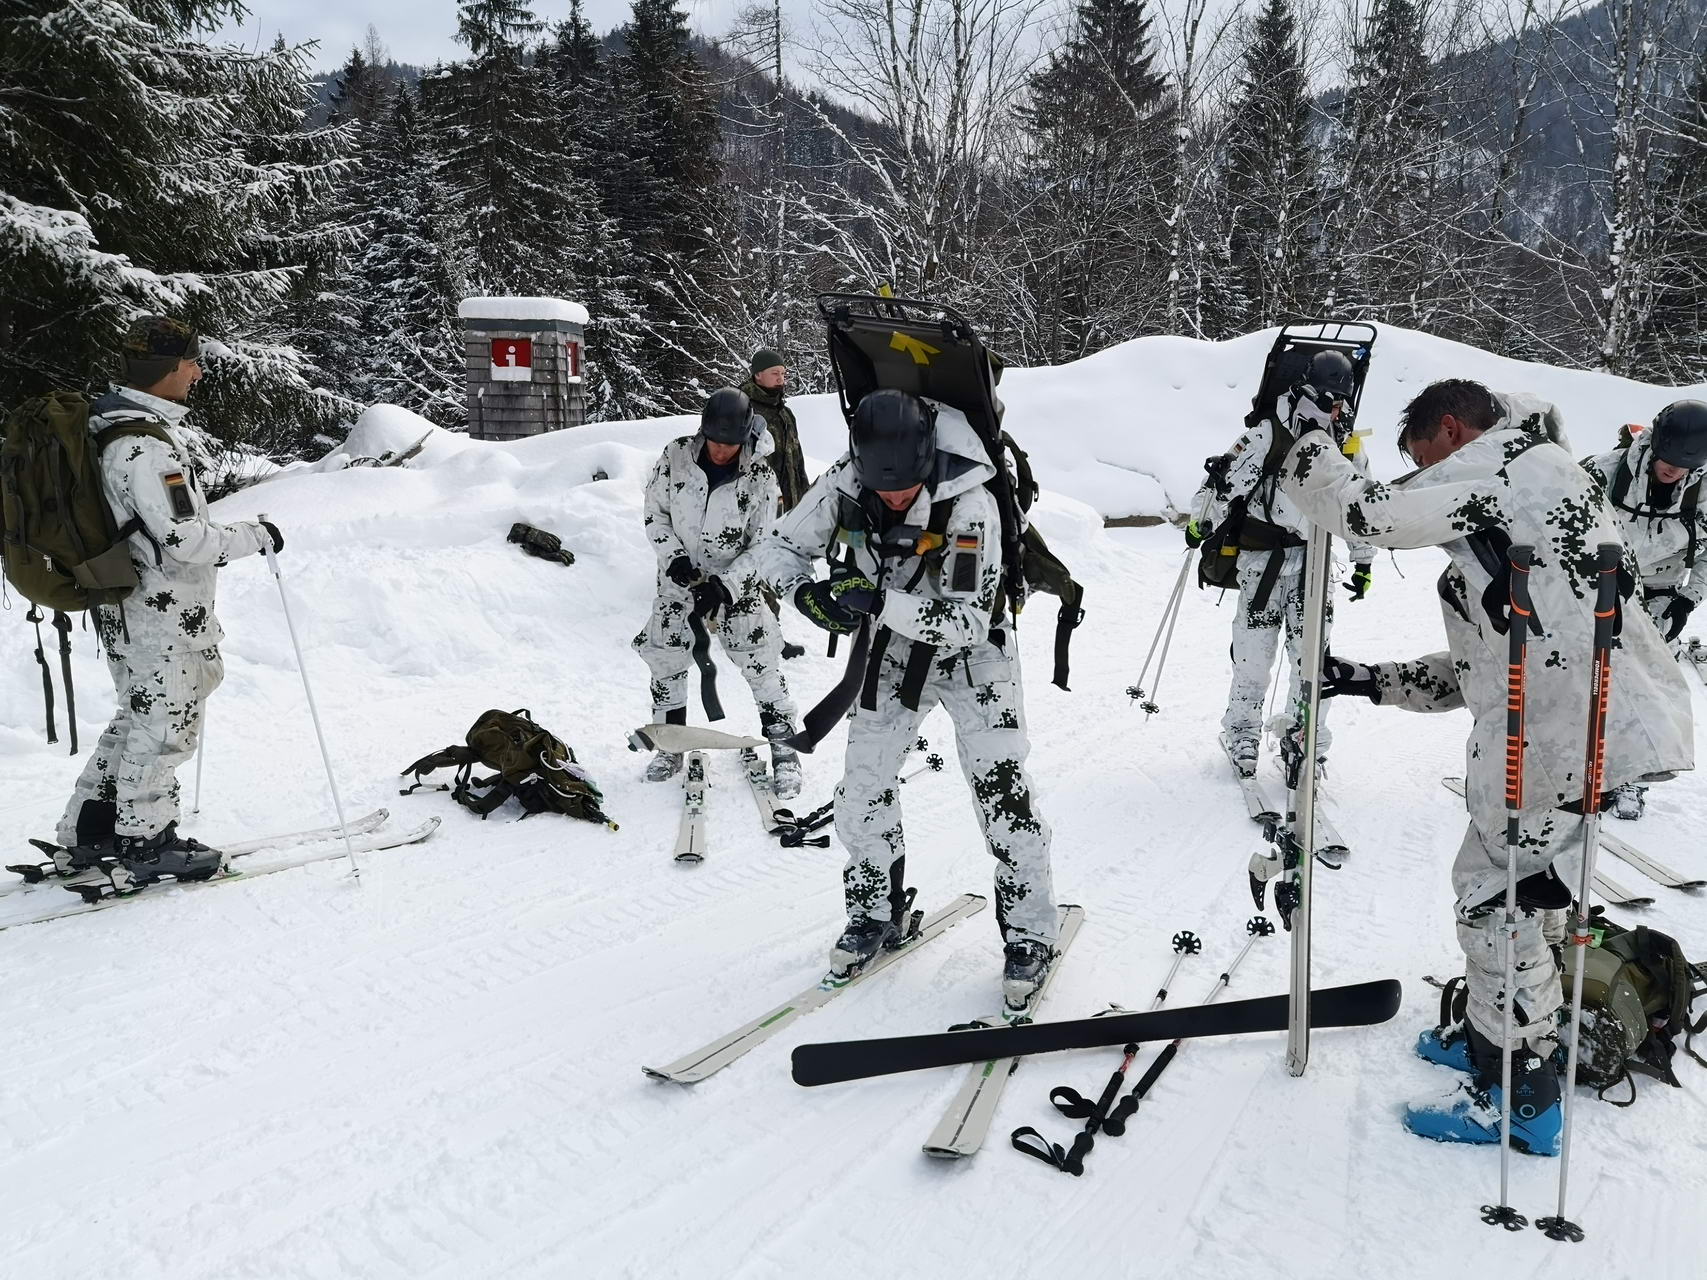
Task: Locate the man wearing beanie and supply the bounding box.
[53,315,282,892]
[740,349,809,511]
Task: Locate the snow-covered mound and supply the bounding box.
[3,326,1705,1279]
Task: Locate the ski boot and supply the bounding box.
[826,916,902,983]
[1416,1026,1473,1073]
[109,825,226,892]
[1403,1025,1561,1155]
[1613,782,1645,821]
[1226,732,1259,777]
[644,750,684,783]
[769,742,803,800]
[1002,938,1056,1018]
[51,798,117,875]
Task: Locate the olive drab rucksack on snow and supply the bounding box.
[0,391,172,753]
[401,709,617,828]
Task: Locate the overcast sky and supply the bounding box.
[217,1,806,72]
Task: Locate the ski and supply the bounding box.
[1683,640,1707,691]
[922,904,1086,1159]
[642,892,988,1085]
[739,746,789,836]
[1596,828,1705,891]
[792,977,1403,1087]
[0,818,439,932]
[3,807,391,893]
[1221,732,1279,823]
[1441,778,1657,905]
[675,751,708,864]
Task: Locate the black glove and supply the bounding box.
[1321,654,1381,702]
[1185,519,1212,550]
[257,520,284,554]
[1343,562,1372,602]
[1661,594,1696,642]
[666,554,696,588]
[690,576,733,618]
[794,575,880,635]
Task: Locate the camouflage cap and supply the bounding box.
[123,315,200,362]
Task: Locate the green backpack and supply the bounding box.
[401,709,617,828]
[1562,909,1707,1104]
[1,392,170,752]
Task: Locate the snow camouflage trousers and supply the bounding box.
[633,586,798,732]
[56,646,223,843]
[1222,546,1334,749]
[1453,811,1574,1055]
[835,636,1058,947]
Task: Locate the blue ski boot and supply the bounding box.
[1416,976,1472,1072]
[1404,1025,1561,1156]
[1415,1026,1473,1073]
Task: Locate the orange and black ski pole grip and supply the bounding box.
[1581,543,1622,812]
[1504,545,1536,818]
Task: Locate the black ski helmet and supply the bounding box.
[1304,349,1356,403]
[701,387,759,446]
[850,389,936,491]
[1650,400,1707,471]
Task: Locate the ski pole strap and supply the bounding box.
[1048,1085,1098,1120]
[1009,1126,1075,1173]
[26,606,58,745]
[687,609,725,722]
[54,611,76,755]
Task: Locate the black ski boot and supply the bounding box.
[1003,938,1056,1017]
[54,798,117,874]
[827,916,902,983]
[110,825,225,891]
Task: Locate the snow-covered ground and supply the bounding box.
[3,326,1705,1279]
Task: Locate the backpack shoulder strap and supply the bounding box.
[93,421,174,453]
[399,745,475,793]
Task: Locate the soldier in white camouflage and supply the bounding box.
[1190,393,1376,775]
[633,387,802,797]
[1275,377,1693,1155]
[734,389,1059,1012]
[56,315,281,889]
[1580,401,1707,819]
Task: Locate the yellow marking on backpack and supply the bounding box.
[890,333,941,366]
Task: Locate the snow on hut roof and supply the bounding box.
[458,297,590,325]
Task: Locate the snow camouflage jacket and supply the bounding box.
[642,427,779,586]
[1581,434,1707,602]
[1197,403,1376,564]
[735,404,1005,654]
[88,387,270,657]
[1278,413,1693,843]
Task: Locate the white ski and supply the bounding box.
[642,893,987,1084]
[1226,734,1349,865]
[1220,732,1279,823]
[1682,640,1707,692]
[1440,778,1655,906]
[922,904,1086,1159]
[1595,828,1705,891]
[674,752,708,864]
[0,818,439,932]
[3,807,392,896]
[739,747,789,836]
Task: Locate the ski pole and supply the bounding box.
[1011,929,1201,1175]
[1103,916,1275,1135]
[259,515,361,878]
[1483,544,1539,1232]
[1126,548,1192,714]
[1538,542,1622,1243]
[192,707,206,816]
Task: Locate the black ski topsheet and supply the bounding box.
[791,978,1402,1086]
